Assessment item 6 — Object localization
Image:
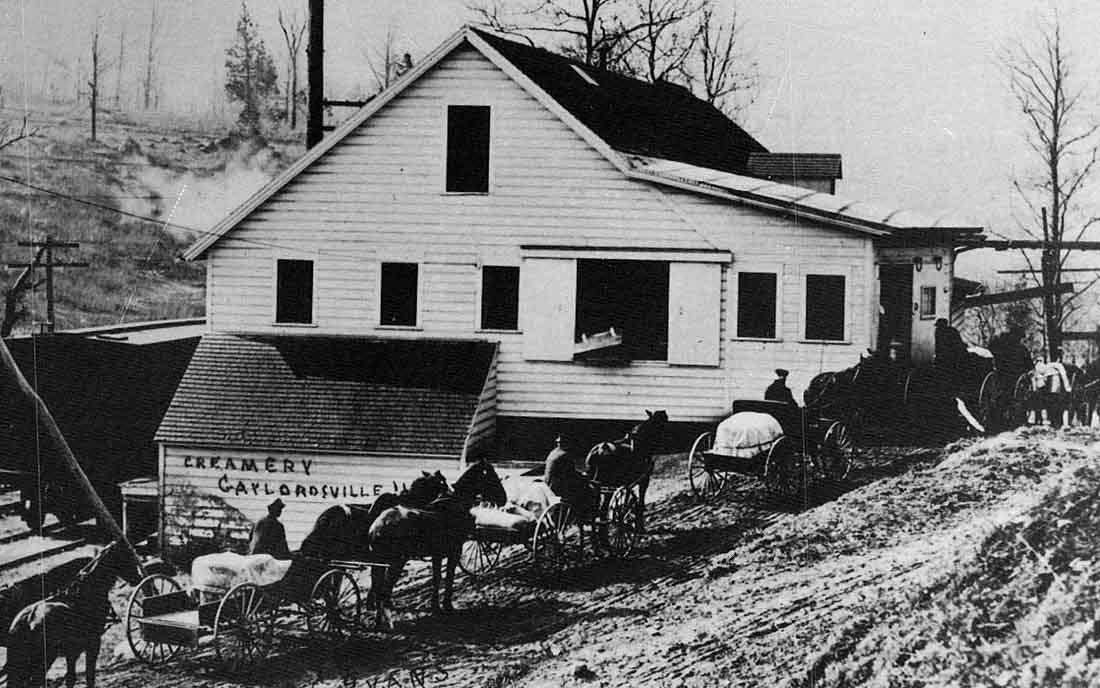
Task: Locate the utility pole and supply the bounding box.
[8,237,89,334]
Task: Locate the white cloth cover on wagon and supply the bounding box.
[190,552,292,591]
[713,411,785,457]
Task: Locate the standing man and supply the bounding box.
[249,498,291,559]
[765,369,798,406]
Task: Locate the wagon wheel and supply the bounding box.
[532,502,582,572]
[604,486,641,557]
[687,432,725,501]
[763,436,805,497]
[819,421,855,481]
[976,371,1003,432]
[213,583,275,674]
[306,569,361,641]
[459,535,503,578]
[125,574,184,666]
[1012,371,1034,425]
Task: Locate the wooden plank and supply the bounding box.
[954,283,1074,309]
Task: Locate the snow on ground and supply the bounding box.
[8,427,1097,687]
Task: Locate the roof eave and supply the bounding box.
[182,27,473,261]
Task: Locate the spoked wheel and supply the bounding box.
[306,569,361,641]
[688,432,725,500]
[763,436,806,497]
[604,486,641,557]
[459,535,503,578]
[976,371,1009,432]
[532,502,582,572]
[125,574,184,666]
[819,422,855,480]
[213,583,274,674]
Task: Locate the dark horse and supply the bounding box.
[0,556,93,646]
[368,458,507,629]
[281,472,451,601]
[585,409,669,534]
[4,541,143,688]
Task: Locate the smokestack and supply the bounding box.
[306,0,324,148]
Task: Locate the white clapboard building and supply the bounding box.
[155,27,981,549]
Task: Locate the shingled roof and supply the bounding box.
[155,334,496,456]
[473,29,768,174]
[746,153,843,181]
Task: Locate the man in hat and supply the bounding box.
[249,498,290,559]
[765,369,798,406]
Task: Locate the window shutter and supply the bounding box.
[521,258,576,360]
[668,262,721,366]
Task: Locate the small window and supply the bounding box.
[275,259,313,324]
[736,272,777,339]
[380,262,418,327]
[919,285,937,319]
[481,266,520,331]
[446,105,490,192]
[805,274,845,341]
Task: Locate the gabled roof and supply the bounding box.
[627,155,981,235]
[184,26,978,260]
[746,153,843,181]
[155,334,496,455]
[471,29,767,175]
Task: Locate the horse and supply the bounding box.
[367,458,506,630]
[4,541,143,688]
[281,471,450,601]
[584,409,668,534]
[0,556,93,647]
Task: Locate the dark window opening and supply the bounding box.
[275,259,313,324]
[919,285,937,319]
[805,274,845,341]
[481,266,520,330]
[380,262,418,326]
[736,272,777,338]
[446,105,490,192]
[575,259,669,360]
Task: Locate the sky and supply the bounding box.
[3,0,1100,282]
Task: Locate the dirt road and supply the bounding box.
[41,428,1098,687]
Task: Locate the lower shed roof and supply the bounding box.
[154,334,497,456]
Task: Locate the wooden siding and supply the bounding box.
[877,245,955,363]
[661,187,875,404]
[161,445,462,549]
[203,44,884,424]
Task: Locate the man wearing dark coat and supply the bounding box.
[544,436,598,519]
[765,369,798,406]
[249,498,291,559]
[934,318,968,372]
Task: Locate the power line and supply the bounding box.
[0,173,361,259]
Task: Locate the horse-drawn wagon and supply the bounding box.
[459,411,666,575]
[124,552,386,673]
[687,400,855,501]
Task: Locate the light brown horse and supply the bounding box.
[4,541,143,688]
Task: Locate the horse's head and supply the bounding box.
[87,540,144,588]
[453,457,507,506]
[406,470,451,506]
[632,410,668,450]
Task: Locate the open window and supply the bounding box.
[804,273,846,341]
[480,265,520,331]
[736,272,778,339]
[446,105,490,193]
[575,259,669,361]
[379,262,418,327]
[275,259,314,324]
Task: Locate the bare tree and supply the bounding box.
[621,0,702,82]
[689,1,758,120]
[364,28,415,93]
[1001,12,1100,357]
[278,7,307,129]
[114,27,125,109]
[468,0,644,70]
[89,17,104,141]
[0,115,37,152]
[143,2,163,110]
